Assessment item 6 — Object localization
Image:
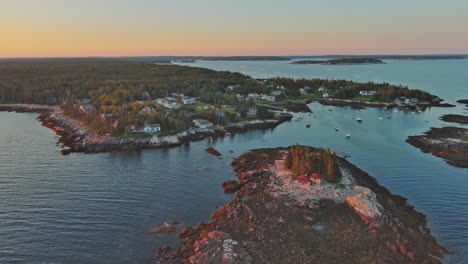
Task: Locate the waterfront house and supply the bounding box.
[323,93,330,98]
[318,87,327,92]
[299,88,308,95]
[193,119,213,129]
[142,123,161,134]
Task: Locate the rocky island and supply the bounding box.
[407,127,468,168]
[457,99,468,107]
[160,146,448,263]
[292,58,385,65]
[440,114,468,125]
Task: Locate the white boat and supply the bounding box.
[345,134,351,139]
[335,128,339,131]
[393,109,398,113]
[378,117,383,120]
[356,117,363,123]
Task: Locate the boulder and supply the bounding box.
[346,186,383,226]
[151,223,177,234]
[206,147,222,156]
[222,180,242,193]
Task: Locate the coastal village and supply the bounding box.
[68,77,442,141]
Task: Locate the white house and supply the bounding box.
[261,94,276,102]
[226,85,236,91]
[271,90,284,96]
[299,88,308,95]
[359,90,377,96]
[318,87,327,92]
[193,119,213,129]
[247,93,261,101]
[142,124,161,134]
[182,96,196,105]
[247,107,257,117]
[323,93,330,98]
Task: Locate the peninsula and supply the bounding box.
[159,146,448,263]
[0,59,451,154]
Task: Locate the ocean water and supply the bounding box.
[1,59,468,263]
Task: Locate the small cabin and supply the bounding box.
[309,173,321,186]
[297,175,310,185]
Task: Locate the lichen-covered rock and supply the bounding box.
[346,185,383,226]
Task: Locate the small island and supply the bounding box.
[441,114,468,125]
[292,58,385,65]
[407,127,468,168]
[157,146,448,263]
[457,99,468,107]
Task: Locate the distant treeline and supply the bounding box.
[0,59,254,105]
[0,59,439,106]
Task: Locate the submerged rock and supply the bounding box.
[205,147,222,156]
[222,180,242,193]
[151,223,176,234]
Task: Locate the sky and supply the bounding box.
[1,0,468,57]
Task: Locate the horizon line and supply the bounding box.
[1,53,468,60]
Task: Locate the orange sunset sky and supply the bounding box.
[1,0,468,57]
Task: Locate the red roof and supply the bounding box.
[297,175,310,184]
[310,173,321,180]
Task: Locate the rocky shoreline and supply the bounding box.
[319,98,455,110]
[407,127,468,168]
[1,104,292,154]
[163,147,448,263]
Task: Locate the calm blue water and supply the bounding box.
[1,59,468,263]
